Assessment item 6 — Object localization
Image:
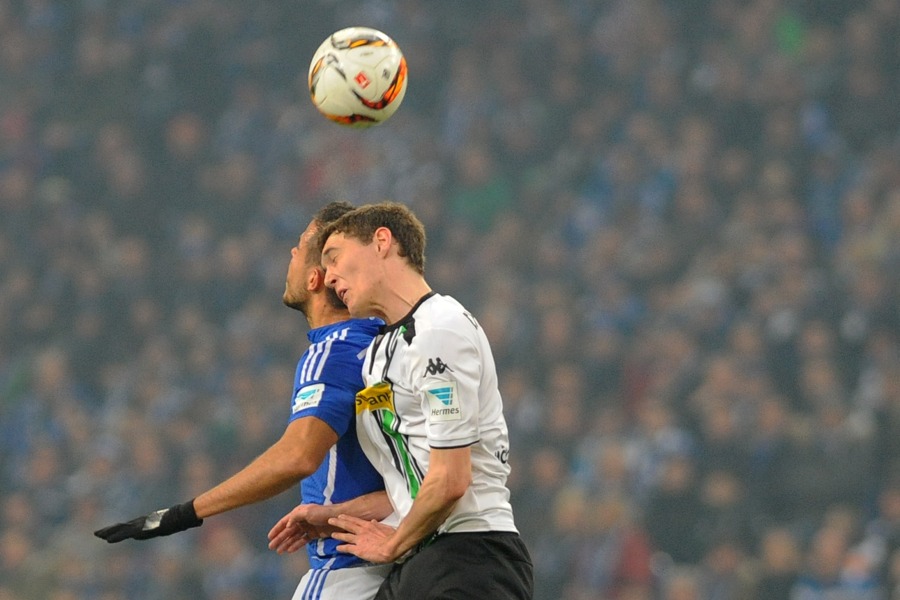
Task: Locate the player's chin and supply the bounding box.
[346,299,370,319]
[283,292,304,311]
[339,292,356,313]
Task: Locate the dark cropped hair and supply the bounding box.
[319,201,426,275]
[314,201,357,227]
[305,201,356,267]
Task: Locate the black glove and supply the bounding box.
[94,500,203,543]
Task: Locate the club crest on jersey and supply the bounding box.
[356,381,395,414]
[425,381,461,422]
[292,383,324,413]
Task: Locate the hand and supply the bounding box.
[268,503,339,554]
[94,500,203,543]
[329,514,398,563]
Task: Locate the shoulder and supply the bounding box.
[302,320,379,378]
[350,316,385,333]
[415,294,478,333]
[407,295,482,362]
[323,318,381,351]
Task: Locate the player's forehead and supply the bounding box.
[321,231,349,253]
[321,232,366,267]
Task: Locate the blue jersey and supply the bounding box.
[289,317,385,570]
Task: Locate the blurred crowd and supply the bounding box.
[2,0,900,598]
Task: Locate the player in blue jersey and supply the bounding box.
[94,202,395,599]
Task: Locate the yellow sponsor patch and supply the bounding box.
[356,381,395,414]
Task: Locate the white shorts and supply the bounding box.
[291,563,392,600]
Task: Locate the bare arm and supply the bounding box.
[330,446,471,563]
[94,416,340,544]
[193,416,338,518]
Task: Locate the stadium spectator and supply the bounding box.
[2,0,900,597]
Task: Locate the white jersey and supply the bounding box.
[355,292,518,535]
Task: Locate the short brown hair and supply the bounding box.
[319,201,426,274]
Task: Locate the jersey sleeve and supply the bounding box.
[288,340,364,438]
[409,323,482,448]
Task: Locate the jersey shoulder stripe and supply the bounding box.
[299,326,353,385]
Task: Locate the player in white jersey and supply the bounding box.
[315,201,533,599]
[95,202,395,600]
[353,292,518,534]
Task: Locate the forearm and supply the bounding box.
[95,418,337,544]
[193,418,335,519]
[323,490,394,522]
[194,447,309,518]
[381,473,461,559]
[328,448,471,564]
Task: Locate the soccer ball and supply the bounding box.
[308,27,408,128]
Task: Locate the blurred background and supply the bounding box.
[1,0,899,598]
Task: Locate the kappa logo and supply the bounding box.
[423,357,453,377]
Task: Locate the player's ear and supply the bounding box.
[373,226,393,257]
[307,266,325,291]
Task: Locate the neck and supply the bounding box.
[305,297,351,330]
[377,276,432,325]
